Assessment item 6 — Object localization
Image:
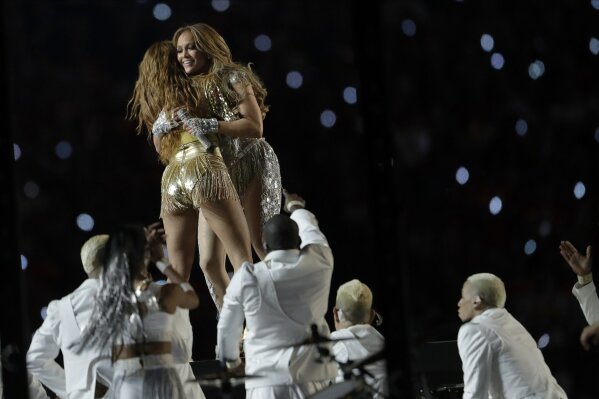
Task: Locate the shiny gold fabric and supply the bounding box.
[194,72,282,223]
[160,139,238,217]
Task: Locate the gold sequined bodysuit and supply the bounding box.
[198,71,282,224]
[159,128,238,217]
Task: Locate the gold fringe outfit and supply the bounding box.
[159,128,238,217]
[196,70,282,224]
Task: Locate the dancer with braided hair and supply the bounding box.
[79,225,199,398]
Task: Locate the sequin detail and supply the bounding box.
[152,110,180,136]
[160,141,238,217]
[200,74,282,224]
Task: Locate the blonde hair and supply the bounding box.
[335,279,373,324]
[128,41,199,164]
[172,23,269,118]
[466,273,507,308]
[80,234,109,276]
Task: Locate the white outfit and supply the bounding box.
[458,308,567,399]
[171,308,205,399]
[27,279,112,399]
[217,208,337,399]
[331,325,387,399]
[109,283,185,399]
[571,280,599,324]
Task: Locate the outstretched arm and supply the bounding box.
[559,241,599,324]
[284,190,329,249]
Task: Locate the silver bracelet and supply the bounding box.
[285,200,305,213]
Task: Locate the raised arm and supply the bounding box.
[559,241,599,324]
[284,190,329,249]
[155,260,200,311]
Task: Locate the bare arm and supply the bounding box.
[160,283,199,313]
[217,83,263,139]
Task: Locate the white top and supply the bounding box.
[217,209,337,388]
[331,324,387,399]
[571,281,599,325]
[27,278,112,399]
[457,308,567,399]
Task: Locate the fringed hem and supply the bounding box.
[160,153,239,217]
[228,140,282,223]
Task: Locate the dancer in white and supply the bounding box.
[217,190,337,399]
[79,225,199,399]
[331,279,387,398]
[27,235,113,398]
[457,273,567,398]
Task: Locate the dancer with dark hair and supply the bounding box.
[79,225,199,398]
[171,23,282,311]
[129,40,253,314]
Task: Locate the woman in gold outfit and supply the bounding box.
[129,41,252,286]
[171,23,282,310]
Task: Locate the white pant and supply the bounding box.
[246,381,329,399]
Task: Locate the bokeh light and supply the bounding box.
[320,110,337,128]
[77,213,95,231]
[152,3,171,20]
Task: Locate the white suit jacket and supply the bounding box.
[571,281,599,325]
[27,278,112,399]
[457,308,567,399]
[217,208,337,389]
[331,324,387,399]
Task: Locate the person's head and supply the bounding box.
[103,225,149,282]
[80,225,148,351]
[262,214,301,253]
[333,279,375,330]
[128,40,198,164]
[172,23,232,76]
[80,234,109,278]
[457,273,506,322]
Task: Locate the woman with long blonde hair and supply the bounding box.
[129,41,252,290]
[172,23,282,311]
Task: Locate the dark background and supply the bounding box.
[2,0,599,397]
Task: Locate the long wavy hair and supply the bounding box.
[78,225,147,353]
[172,23,269,118]
[128,41,199,164]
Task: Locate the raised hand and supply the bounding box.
[283,189,306,213]
[580,322,599,351]
[559,241,592,276]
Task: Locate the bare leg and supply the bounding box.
[198,198,251,309]
[197,211,227,310]
[162,208,199,281]
[241,174,267,260]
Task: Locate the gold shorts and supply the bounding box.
[160,141,238,217]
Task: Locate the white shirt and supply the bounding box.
[458,308,567,399]
[571,281,599,325]
[217,209,337,388]
[331,324,387,399]
[27,279,112,399]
